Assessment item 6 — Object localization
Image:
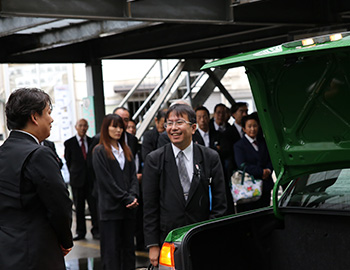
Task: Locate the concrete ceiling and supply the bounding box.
[1,0,350,63]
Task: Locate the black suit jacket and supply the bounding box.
[0,131,72,269]
[126,132,138,157]
[64,135,92,188]
[143,143,227,246]
[234,136,274,192]
[192,129,216,149]
[141,127,160,161]
[92,144,139,220]
[43,139,63,169]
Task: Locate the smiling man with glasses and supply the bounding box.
[142,104,227,268]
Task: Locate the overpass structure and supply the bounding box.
[1,0,350,135]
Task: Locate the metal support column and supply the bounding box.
[205,68,236,107]
[86,59,105,133]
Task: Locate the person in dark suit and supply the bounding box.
[193,106,216,149]
[113,107,139,157]
[234,114,274,212]
[42,139,64,169]
[126,119,145,251]
[64,118,99,240]
[0,88,72,269]
[231,102,248,141]
[141,109,166,161]
[209,103,238,214]
[143,104,227,267]
[93,114,139,270]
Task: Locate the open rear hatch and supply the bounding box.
[202,32,350,190]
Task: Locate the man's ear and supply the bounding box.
[30,113,39,125]
[191,123,197,134]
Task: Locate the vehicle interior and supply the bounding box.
[183,169,350,270]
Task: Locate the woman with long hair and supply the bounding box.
[92,114,139,270]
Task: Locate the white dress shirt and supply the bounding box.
[197,128,210,147]
[245,134,258,151]
[213,120,226,132]
[171,142,194,182]
[234,122,244,138]
[111,143,125,170]
[76,134,88,154]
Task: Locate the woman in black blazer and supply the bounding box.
[92,114,139,270]
[234,114,274,212]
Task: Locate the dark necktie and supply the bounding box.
[177,151,191,200]
[252,140,258,151]
[81,138,87,159]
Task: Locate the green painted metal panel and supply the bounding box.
[202,32,350,185]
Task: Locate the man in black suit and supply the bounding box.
[113,107,139,157]
[142,109,166,161]
[0,88,72,269]
[42,139,64,169]
[231,102,248,141]
[64,118,98,240]
[209,103,239,214]
[193,106,216,149]
[143,104,227,267]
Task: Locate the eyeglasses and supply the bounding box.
[164,119,192,128]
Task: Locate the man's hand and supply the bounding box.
[262,168,271,180]
[149,246,160,267]
[126,198,139,209]
[61,245,72,256]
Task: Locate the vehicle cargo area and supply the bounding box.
[185,211,350,270]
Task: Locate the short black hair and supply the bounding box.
[214,103,227,113]
[241,114,259,129]
[166,104,196,124]
[112,106,130,115]
[156,110,167,120]
[231,102,248,114]
[6,88,52,130]
[195,106,210,118]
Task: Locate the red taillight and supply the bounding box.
[159,242,175,269]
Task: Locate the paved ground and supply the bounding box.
[65,217,149,270]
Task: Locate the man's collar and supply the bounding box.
[13,130,40,144]
[213,120,225,131]
[171,141,193,160]
[197,128,208,137]
[244,133,256,143]
[76,134,86,141]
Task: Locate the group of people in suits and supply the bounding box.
[63,107,141,270]
[0,86,275,270]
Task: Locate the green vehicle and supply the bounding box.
[157,33,350,270]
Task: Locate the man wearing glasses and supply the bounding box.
[143,104,227,267]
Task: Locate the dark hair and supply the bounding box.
[231,102,248,114]
[156,109,167,120]
[5,88,52,130]
[166,104,196,124]
[195,106,210,118]
[99,114,132,161]
[112,106,130,115]
[128,119,136,125]
[214,103,226,113]
[241,114,259,129]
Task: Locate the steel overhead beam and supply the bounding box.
[192,69,227,108]
[4,20,153,60]
[0,0,232,23]
[0,0,125,20]
[0,17,58,37]
[38,21,153,48]
[127,0,232,23]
